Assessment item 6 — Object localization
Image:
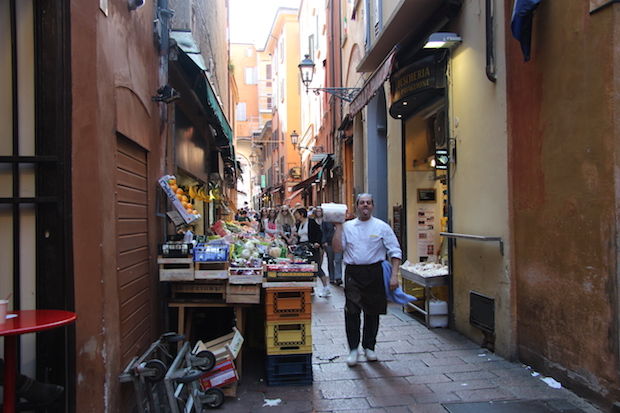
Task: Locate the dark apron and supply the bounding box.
[344,262,386,315]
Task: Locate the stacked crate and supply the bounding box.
[264,277,314,386]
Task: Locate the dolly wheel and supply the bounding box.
[176,368,205,384]
[203,387,224,409]
[144,359,167,382]
[196,350,216,371]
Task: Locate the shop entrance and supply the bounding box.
[399,101,452,326]
[403,103,449,265]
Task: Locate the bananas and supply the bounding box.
[185,183,219,203]
[198,186,209,202]
[188,185,209,202]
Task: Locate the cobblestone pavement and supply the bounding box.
[222,279,602,412]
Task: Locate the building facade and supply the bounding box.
[260,8,303,207]
[335,0,620,409]
[1,0,233,411]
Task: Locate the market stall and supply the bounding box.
[156,175,319,394]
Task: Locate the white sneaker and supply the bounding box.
[322,286,331,297]
[346,349,359,367]
[364,348,378,361]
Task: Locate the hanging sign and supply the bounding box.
[389,53,447,119]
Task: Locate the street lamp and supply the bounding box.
[298,54,361,102]
[290,130,299,147]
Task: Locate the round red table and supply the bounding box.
[0,310,77,413]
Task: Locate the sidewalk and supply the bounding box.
[222,283,602,413]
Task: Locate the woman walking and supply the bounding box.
[293,208,330,297]
[319,207,343,286]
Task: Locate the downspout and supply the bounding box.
[485,0,497,82]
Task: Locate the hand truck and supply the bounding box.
[164,341,223,412]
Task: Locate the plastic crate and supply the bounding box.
[193,243,229,262]
[265,353,313,386]
[265,263,317,281]
[265,319,312,355]
[265,287,312,321]
[265,271,316,281]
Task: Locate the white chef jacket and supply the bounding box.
[341,217,402,265]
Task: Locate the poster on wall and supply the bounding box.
[417,207,436,261]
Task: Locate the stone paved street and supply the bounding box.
[221,281,603,413]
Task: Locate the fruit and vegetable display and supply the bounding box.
[158,175,201,224]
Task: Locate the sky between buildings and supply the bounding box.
[229,0,300,48]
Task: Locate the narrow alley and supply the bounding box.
[221,283,601,413]
[3,0,620,411]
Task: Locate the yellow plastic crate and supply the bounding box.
[265,319,312,355]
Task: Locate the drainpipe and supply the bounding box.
[485,0,497,82]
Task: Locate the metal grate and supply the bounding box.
[469,291,495,333]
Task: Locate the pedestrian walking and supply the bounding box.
[319,206,343,286]
[332,193,402,366]
[293,207,330,297]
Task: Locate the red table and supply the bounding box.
[0,310,77,413]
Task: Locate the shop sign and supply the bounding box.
[435,149,449,170]
[260,175,266,188]
[389,54,447,119]
[289,166,302,179]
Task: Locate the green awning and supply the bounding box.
[172,31,233,158]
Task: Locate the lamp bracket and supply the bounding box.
[307,87,361,102]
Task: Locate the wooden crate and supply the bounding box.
[265,287,312,321]
[228,266,264,284]
[158,256,194,281]
[171,281,226,301]
[193,327,244,363]
[195,261,229,280]
[226,284,260,304]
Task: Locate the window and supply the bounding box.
[374,0,382,37]
[246,47,253,57]
[244,67,256,85]
[308,34,315,60]
[266,97,272,110]
[265,64,272,79]
[364,0,371,50]
[236,102,247,121]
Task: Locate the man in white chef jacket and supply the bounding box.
[332,193,402,367]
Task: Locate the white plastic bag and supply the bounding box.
[321,203,347,223]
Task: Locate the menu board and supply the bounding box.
[417,207,436,261]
